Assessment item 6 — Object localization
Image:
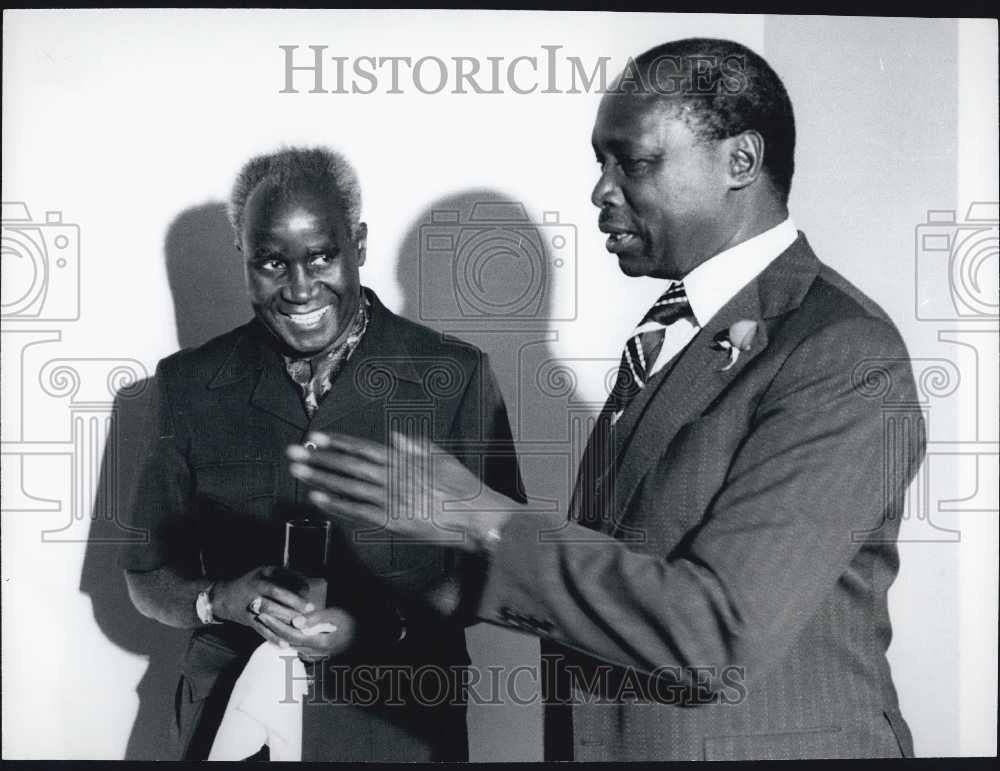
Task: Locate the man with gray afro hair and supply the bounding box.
[228,146,363,242]
[122,143,524,761]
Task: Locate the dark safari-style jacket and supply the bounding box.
[122,289,524,761]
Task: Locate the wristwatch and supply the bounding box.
[195,582,222,625]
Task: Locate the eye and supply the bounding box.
[620,157,650,176]
[257,257,286,273]
[309,251,337,268]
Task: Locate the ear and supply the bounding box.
[724,130,764,191]
[355,221,368,266]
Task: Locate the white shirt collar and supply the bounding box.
[680,217,798,329]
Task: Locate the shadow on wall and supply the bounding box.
[78,202,248,759]
[164,203,253,350]
[394,189,583,763]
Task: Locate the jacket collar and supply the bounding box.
[207,288,422,430]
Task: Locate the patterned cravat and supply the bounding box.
[284,293,370,417]
[607,282,693,414]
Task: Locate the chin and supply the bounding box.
[616,253,651,278]
[286,331,339,356]
[266,318,340,356]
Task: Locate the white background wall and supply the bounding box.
[2,9,997,760]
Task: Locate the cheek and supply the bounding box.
[624,184,662,222]
[246,273,279,305]
[322,264,359,293]
[315,269,344,295]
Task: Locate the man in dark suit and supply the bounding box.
[292,39,925,760]
[121,146,523,760]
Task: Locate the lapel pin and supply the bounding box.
[711,320,759,371]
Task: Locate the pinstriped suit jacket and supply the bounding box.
[475,234,924,760]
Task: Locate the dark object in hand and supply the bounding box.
[282,517,330,577]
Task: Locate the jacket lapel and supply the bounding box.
[307,291,421,433]
[250,354,309,430]
[207,294,423,437]
[208,319,310,431]
[570,269,767,532]
[604,234,821,535]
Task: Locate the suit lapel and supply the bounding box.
[571,278,765,532]
[603,234,822,536]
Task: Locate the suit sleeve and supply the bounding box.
[117,362,198,575]
[474,316,925,687]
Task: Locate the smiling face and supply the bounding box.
[591,94,730,279]
[240,181,366,356]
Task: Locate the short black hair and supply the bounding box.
[628,38,795,204]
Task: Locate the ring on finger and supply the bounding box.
[248,596,264,616]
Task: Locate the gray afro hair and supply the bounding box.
[227,145,362,238]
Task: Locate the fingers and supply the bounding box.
[309,490,387,525]
[290,608,340,636]
[286,432,435,493]
[289,462,385,505]
[258,581,313,615]
[300,622,338,636]
[290,445,386,484]
[292,608,355,658]
[317,432,389,464]
[390,430,432,458]
[256,611,327,650]
[249,595,302,625]
[251,614,291,648]
[291,605,347,626]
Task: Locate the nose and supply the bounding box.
[591,167,622,209]
[283,263,313,304]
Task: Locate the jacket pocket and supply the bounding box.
[192,461,281,573]
[179,633,242,702]
[193,460,277,507]
[703,726,842,760]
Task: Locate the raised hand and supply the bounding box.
[287,431,519,551]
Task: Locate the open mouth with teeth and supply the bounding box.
[604,231,641,253]
[281,306,331,328]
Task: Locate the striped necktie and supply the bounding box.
[608,282,693,413]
